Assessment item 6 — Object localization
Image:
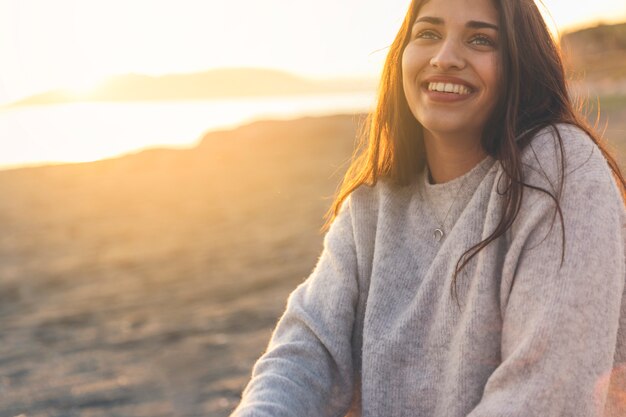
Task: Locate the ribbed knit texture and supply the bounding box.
[231,124,626,417]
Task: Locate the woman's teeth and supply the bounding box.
[427,82,471,95]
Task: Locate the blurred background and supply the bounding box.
[0,1,625,416]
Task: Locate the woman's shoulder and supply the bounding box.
[349,177,414,212]
[507,123,624,247]
[520,123,613,188]
[335,177,416,236]
[513,123,624,227]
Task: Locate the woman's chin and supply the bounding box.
[420,121,478,140]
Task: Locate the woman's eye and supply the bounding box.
[469,35,496,47]
[415,30,439,40]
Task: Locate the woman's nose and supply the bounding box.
[429,39,466,70]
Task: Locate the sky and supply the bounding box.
[0,0,625,105]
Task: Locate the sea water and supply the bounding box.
[0,92,375,170]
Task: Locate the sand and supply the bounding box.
[0,114,361,417]
[0,108,624,417]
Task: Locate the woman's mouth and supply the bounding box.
[427,82,471,95]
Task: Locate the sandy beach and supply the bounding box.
[0,108,625,416]
[0,114,364,416]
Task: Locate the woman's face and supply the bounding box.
[401,0,501,141]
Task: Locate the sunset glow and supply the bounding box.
[1,0,624,105]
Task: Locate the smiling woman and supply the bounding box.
[230,0,626,416]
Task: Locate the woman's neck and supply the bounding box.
[423,131,487,184]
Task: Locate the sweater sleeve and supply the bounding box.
[231,197,359,417]
[467,131,626,416]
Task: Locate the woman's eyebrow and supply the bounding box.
[466,20,499,31]
[413,16,499,31]
[413,16,444,26]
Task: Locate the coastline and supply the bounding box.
[0,93,375,172]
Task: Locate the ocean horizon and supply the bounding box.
[0,92,375,171]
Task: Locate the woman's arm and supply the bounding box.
[468,132,625,416]
[231,197,360,417]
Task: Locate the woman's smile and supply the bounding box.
[402,0,500,142]
[427,83,471,95]
[422,75,476,103]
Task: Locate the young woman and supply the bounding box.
[232,0,626,415]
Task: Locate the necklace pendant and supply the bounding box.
[434,228,444,241]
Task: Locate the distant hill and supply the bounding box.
[561,22,626,94]
[9,23,626,108]
[7,68,377,107]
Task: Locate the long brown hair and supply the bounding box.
[325,0,626,296]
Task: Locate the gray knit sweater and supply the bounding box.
[232,124,626,417]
